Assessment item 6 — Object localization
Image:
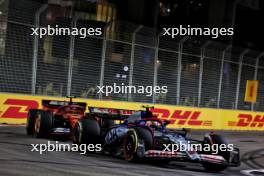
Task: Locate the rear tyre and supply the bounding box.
[202,134,230,172]
[26,109,39,135]
[73,119,100,145]
[34,110,53,138]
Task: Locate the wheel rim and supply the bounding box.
[124,133,136,160]
[34,114,41,134]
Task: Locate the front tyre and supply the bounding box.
[123,129,138,161]
[123,127,153,162]
[202,134,230,172]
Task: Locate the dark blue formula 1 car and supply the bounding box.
[73,106,240,172]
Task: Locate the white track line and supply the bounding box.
[241,169,264,176]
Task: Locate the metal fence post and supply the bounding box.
[198,41,210,107]
[128,25,143,101]
[176,36,188,105]
[252,52,264,110]
[235,49,250,109]
[99,22,113,100]
[99,27,108,100]
[217,45,231,108]
[153,33,161,104]
[31,4,48,95]
[67,16,77,96]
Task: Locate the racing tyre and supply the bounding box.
[202,134,230,172]
[123,127,153,162]
[73,119,100,145]
[134,127,153,150]
[26,109,39,135]
[34,110,53,138]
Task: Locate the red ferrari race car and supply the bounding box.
[26,96,87,138]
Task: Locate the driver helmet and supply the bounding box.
[141,110,153,118]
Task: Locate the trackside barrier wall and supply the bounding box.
[0,93,263,131]
[2,1,264,112]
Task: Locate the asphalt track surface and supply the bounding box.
[0,126,263,176]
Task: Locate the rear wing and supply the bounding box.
[87,107,136,120]
[42,100,87,109]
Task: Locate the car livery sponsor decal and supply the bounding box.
[151,108,212,126]
[228,113,264,128]
[1,99,39,119]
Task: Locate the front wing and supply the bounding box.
[143,148,240,167]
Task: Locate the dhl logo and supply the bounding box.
[150,108,212,126]
[228,114,264,128]
[0,99,211,127]
[0,99,39,119]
